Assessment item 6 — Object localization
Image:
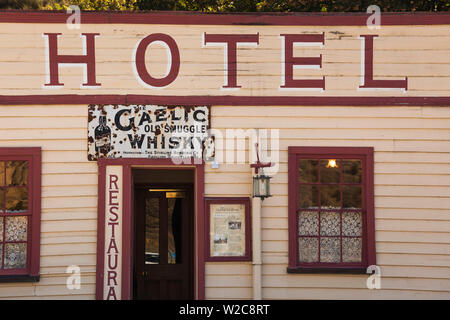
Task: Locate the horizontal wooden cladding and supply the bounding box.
[0,105,97,299]
[3,49,450,67]
[0,22,450,98]
[3,63,450,80]
[0,273,96,298]
[262,288,450,299]
[206,275,253,288]
[262,274,450,291]
[205,104,450,299]
[212,106,450,118]
[0,104,447,299]
[212,117,450,129]
[1,11,449,25]
[205,288,253,300]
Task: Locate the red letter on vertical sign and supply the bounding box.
[359,35,407,90]
[134,33,180,88]
[43,33,100,87]
[203,33,259,89]
[280,33,325,90]
[109,174,119,190]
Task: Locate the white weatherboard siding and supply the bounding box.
[204,105,450,300]
[0,17,449,299]
[0,105,96,299]
[0,105,449,299]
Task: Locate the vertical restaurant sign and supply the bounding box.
[88,105,210,160]
[104,166,123,300]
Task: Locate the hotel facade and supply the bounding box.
[0,10,448,299]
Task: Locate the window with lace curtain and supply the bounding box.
[288,147,375,273]
[0,148,41,281]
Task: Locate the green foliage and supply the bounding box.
[136,0,449,12]
[42,0,137,11]
[0,0,46,9]
[2,0,449,11]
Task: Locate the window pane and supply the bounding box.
[320,185,340,209]
[298,185,319,209]
[342,211,362,236]
[342,185,362,209]
[0,217,3,240]
[320,159,340,183]
[320,211,340,236]
[299,237,318,263]
[6,187,28,213]
[320,237,340,263]
[0,246,2,269]
[343,160,362,183]
[0,162,4,186]
[145,198,159,264]
[342,238,362,262]
[298,211,318,236]
[4,243,27,269]
[298,159,318,183]
[5,216,28,242]
[6,161,28,186]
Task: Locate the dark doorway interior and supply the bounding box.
[132,169,194,300]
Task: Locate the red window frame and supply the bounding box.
[0,147,41,281]
[288,146,375,273]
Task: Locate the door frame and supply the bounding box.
[95,158,205,300]
[133,182,195,300]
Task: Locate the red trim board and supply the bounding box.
[0,10,449,26]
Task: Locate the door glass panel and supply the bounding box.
[168,198,182,264]
[145,198,159,264]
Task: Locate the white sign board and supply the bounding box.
[88,104,210,161]
[104,165,122,300]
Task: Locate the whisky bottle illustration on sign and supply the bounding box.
[94,115,111,156]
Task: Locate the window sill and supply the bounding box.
[0,275,40,283]
[287,267,367,274]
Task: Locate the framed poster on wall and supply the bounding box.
[205,197,251,261]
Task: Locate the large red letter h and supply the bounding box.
[44,33,101,87]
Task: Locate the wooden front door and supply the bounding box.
[134,185,194,300]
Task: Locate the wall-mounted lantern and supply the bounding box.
[251,143,274,201]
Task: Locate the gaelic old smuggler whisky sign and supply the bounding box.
[88,105,210,160]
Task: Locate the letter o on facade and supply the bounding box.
[134,33,180,87]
